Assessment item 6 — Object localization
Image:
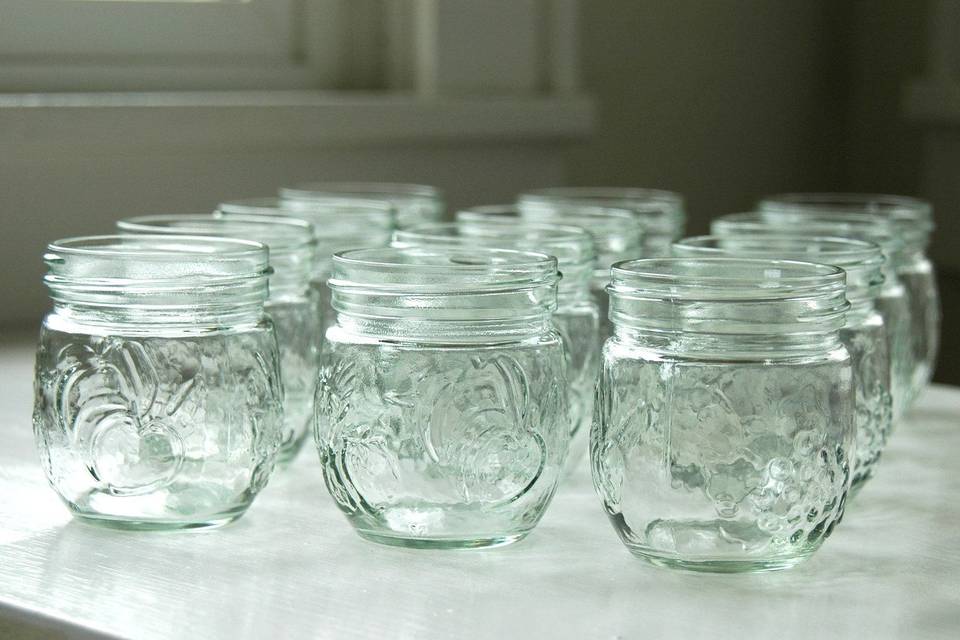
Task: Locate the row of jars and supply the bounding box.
[32,185,938,572]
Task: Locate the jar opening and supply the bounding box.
[518,186,685,235]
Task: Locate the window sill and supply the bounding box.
[2,91,596,155]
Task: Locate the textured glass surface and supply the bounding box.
[592,346,854,572]
[268,295,322,463]
[898,259,940,403]
[33,325,284,529]
[875,288,914,420]
[554,306,601,474]
[842,315,893,489]
[316,334,568,548]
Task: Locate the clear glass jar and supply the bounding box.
[218,197,395,337]
[758,193,939,403]
[458,204,643,343]
[518,186,685,256]
[34,235,283,529]
[712,212,914,421]
[316,246,569,548]
[672,236,891,492]
[393,212,598,475]
[593,258,854,572]
[280,182,443,229]
[117,214,319,465]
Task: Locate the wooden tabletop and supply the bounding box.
[1,340,958,640]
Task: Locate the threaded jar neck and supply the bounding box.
[518,186,685,240]
[218,197,395,281]
[395,213,594,304]
[329,246,559,343]
[459,204,643,286]
[711,211,905,287]
[117,213,315,299]
[608,258,848,358]
[279,181,444,228]
[43,235,270,330]
[672,235,884,308]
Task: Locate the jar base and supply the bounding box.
[355,529,529,550]
[70,509,246,531]
[628,548,813,573]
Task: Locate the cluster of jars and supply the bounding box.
[33,185,938,573]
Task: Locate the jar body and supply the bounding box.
[592,339,854,572]
[876,285,914,420]
[33,315,284,529]
[316,328,569,548]
[267,292,323,464]
[554,301,601,475]
[841,311,893,490]
[897,254,940,404]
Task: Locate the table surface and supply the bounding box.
[1,339,959,640]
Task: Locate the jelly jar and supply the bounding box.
[218,197,395,336]
[34,235,284,529]
[672,236,891,492]
[117,213,319,465]
[517,186,685,257]
[393,213,598,474]
[316,246,570,548]
[593,258,854,572]
[458,203,643,342]
[758,193,939,404]
[280,181,443,229]
[712,212,913,420]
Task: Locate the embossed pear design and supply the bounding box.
[423,354,547,504]
[54,338,186,495]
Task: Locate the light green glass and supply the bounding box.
[316,246,569,549]
[117,213,319,465]
[594,258,854,572]
[218,197,396,338]
[758,193,939,407]
[393,212,598,476]
[458,204,643,343]
[280,182,443,229]
[712,212,913,422]
[34,235,283,530]
[517,186,685,256]
[672,235,891,492]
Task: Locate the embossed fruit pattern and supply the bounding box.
[592,346,854,564]
[315,334,568,540]
[553,307,600,472]
[33,325,283,522]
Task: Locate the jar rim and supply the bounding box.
[518,186,685,231]
[673,234,883,267]
[395,217,595,267]
[759,192,932,230]
[280,181,443,203]
[46,233,267,263]
[610,257,845,296]
[117,214,316,254]
[711,211,902,248]
[219,196,394,222]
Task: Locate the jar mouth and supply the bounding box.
[281,181,442,202]
[672,235,884,303]
[759,192,933,232]
[117,214,316,296]
[518,186,685,234]
[474,204,643,272]
[44,235,270,322]
[712,211,904,251]
[611,257,846,298]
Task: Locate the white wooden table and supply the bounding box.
[1,339,958,640]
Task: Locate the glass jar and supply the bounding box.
[280,182,443,229]
[758,193,939,402]
[517,186,685,256]
[117,214,319,465]
[672,236,891,492]
[218,197,395,337]
[316,246,569,548]
[393,213,598,475]
[458,204,643,342]
[594,258,854,572]
[34,235,283,529]
[712,212,914,421]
